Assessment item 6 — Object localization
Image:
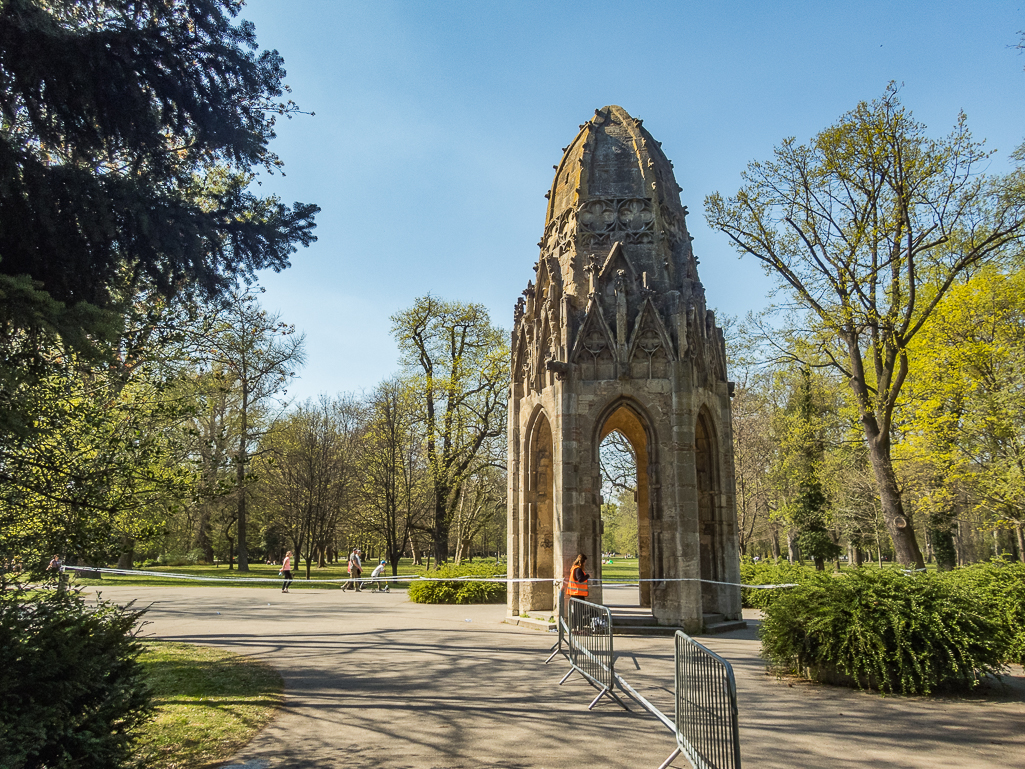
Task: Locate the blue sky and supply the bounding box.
[240,0,1025,401]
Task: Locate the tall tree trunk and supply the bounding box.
[432,489,449,568]
[1016,524,1025,564]
[848,544,864,567]
[237,388,250,572]
[192,507,214,562]
[787,530,799,563]
[864,422,926,569]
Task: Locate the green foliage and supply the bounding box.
[707,85,1025,568]
[738,556,816,609]
[408,562,506,604]
[937,558,1025,666]
[156,549,206,567]
[0,0,319,328]
[0,350,193,573]
[760,569,1008,695]
[601,495,638,556]
[0,588,152,768]
[902,268,1025,555]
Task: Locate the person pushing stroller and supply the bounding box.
[365,560,390,592]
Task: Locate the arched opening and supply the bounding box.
[525,412,554,610]
[696,410,720,614]
[597,401,655,608]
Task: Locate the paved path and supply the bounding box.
[93,585,1025,769]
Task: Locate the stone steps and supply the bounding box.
[503,608,747,637]
[608,608,746,637]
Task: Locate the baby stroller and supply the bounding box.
[361,560,391,593]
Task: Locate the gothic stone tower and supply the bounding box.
[507,106,741,631]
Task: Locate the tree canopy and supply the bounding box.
[706,85,1025,567]
[0,0,319,342]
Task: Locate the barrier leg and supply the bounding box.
[587,687,609,710]
[544,644,561,664]
[558,668,575,685]
[657,747,681,769]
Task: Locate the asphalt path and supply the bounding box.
[89,584,1025,769]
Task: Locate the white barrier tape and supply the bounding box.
[64,566,418,584]
[64,566,797,590]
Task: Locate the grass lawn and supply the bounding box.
[134,641,283,769]
[599,558,640,581]
[68,557,506,589]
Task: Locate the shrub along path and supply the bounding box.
[88,585,1025,769]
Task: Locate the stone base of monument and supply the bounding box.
[607,607,746,636]
[504,607,746,636]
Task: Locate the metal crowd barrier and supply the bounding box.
[660,631,741,769]
[558,596,627,710]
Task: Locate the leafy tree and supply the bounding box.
[706,86,1025,568]
[788,369,843,570]
[452,465,505,564]
[391,297,508,567]
[0,0,318,568]
[355,379,430,575]
[201,288,305,571]
[258,397,355,579]
[0,0,318,339]
[903,268,1025,563]
[0,346,193,572]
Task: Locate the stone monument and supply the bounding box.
[506,105,741,631]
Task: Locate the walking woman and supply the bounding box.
[567,553,589,598]
[281,551,293,593]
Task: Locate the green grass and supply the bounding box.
[598,558,640,581]
[68,558,506,589]
[134,641,283,769]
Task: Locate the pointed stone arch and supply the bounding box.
[696,407,722,614]
[570,301,616,381]
[628,297,675,380]
[519,407,556,611]
[594,397,659,607]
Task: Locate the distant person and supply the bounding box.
[567,553,589,599]
[47,554,63,571]
[280,551,293,593]
[368,559,389,592]
[343,548,362,592]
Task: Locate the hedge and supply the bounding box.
[759,567,1012,695]
[739,557,817,609]
[407,562,506,604]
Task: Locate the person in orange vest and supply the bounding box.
[567,553,589,598]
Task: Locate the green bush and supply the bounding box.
[937,558,1025,666]
[155,549,204,567]
[408,562,506,604]
[0,588,152,767]
[760,568,1007,695]
[739,557,816,609]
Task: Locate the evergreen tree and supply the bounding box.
[0,0,319,342]
[788,369,842,570]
